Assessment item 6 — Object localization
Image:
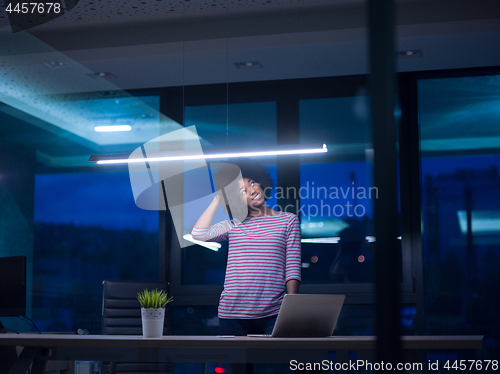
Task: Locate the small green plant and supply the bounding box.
[137,288,173,309]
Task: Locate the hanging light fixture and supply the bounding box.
[88,0,329,168]
[89,143,328,165]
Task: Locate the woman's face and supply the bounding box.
[239,178,265,208]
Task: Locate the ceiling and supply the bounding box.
[1,0,499,90]
[0,0,499,171]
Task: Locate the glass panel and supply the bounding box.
[32,173,158,333]
[0,92,162,333]
[299,96,380,284]
[187,102,277,149]
[419,74,500,353]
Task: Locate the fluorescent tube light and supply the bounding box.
[183,234,221,252]
[90,143,327,164]
[94,125,132,132]
[301,236,403,244]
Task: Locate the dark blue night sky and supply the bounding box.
[34,171,158,232]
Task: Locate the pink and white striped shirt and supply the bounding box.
[191,211,301,319]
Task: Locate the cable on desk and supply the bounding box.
[18,315,41,333]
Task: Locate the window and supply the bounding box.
[170,77,409,312]
[299,96,376,284]
[33,172,159,333]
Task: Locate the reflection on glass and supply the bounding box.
[299,96,378,284]
[419,75,500,351]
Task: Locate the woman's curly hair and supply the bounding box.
[232,158,275,192]
[212,158,275,215]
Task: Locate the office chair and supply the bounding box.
[101,279,173,374]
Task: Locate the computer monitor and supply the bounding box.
[0,256,27,333]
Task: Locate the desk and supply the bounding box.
[0,334,483,374]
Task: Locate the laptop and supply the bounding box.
[249,294,345,338]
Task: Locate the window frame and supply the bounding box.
[161,75,418,307]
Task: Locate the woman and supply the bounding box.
[191,160,301,373]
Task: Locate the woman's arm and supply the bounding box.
[286,279,300,294]
[191,194,233,242]
[285,214,302,293]
[194,194,221,229]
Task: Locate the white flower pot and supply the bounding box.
[141,308,165,338]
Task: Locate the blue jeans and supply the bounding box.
[218,316,320,373]
[219,315,277,336]
[219,316,277,374]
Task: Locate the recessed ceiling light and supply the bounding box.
[45,61,67,67]
[88,72,117,79]
[396,49,422,59]
[98,91,123,97]
[233,61,263,69]
[94,125,132,132]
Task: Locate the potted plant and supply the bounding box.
[137,288,173,338]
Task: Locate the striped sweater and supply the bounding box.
[191,211,301,319]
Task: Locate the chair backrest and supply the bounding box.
[102,279,171,336]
